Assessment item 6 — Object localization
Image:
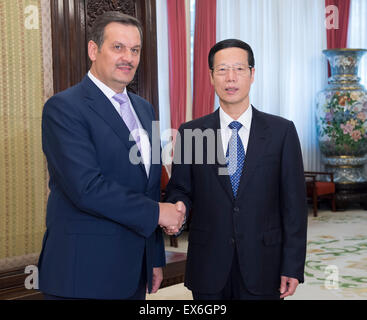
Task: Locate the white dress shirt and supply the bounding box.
[219,105,252,157]
[88,71,151,177]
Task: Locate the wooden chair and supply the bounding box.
[160,165,178,247]
[304,171,336,217]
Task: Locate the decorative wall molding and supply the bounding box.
[41,0,54,102]
[86,0,136,27]
[50,0,159,116]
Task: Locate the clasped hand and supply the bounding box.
[158,201,186,235]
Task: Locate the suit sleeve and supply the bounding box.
[280,121,308,283]
[42,95,159,238]
[164,125,192,216]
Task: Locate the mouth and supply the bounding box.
[225,87,239,94]
[116,64,134,73]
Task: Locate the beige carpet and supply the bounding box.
[147,207,367,300]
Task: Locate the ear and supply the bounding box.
[88,40,98,62]
[250,67,255,84]
[209,69,215,85]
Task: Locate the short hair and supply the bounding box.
[208,39,255,70]
[89,11,143,48]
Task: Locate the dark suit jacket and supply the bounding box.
[38,75,165,299]
[165,107,308,295]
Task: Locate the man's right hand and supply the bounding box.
[158,202,185,233]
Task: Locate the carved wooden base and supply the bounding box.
[335,182,367,211]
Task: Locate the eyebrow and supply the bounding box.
[113,41,141,48]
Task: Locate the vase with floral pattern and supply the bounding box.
[316,49,367,184]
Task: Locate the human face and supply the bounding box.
[88,22,141,92]
[210,47,255,112]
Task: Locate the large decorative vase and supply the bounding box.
[316,49,367,209]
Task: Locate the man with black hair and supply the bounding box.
[165,39,308,300]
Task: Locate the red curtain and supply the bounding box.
[192,0,216,120]
[325,0,351,49]
[325,0,351,76]
[167,0,187,130]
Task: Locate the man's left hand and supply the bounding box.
[280,276,299,299]
[150,267,163,294]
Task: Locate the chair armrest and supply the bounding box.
[304,171,334,183]
[304,174,316,182]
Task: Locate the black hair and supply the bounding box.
[208,39,255,70]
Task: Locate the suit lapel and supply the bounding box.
[235,107,269,199]
[128,93,162,185]
[81,76,148,178]
[202,110,234,201]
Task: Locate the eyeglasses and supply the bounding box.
[213,64,253,76]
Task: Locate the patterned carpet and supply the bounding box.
[299,209,367,300]
[147,208,367,300]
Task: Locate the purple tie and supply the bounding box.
[112,93,141,151]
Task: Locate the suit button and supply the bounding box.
[233,207,240,213]
[231,238,235,245]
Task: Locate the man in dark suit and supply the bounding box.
[38,12,184,300]
[165,39,308,300]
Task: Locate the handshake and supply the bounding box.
[158,201,186,236]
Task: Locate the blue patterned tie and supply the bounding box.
[226,121,245,198]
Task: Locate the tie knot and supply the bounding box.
[229,121,242,131]
[112,93,129,105]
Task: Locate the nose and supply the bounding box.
[225,68,237,82]
[120,47,134,63]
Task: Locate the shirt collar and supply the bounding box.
[219,105,252,131]
[88,70,128,100]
